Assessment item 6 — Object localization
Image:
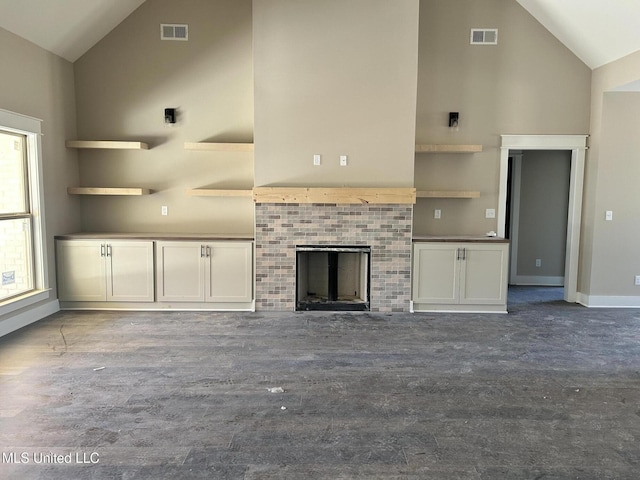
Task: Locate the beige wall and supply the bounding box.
[578,50,640,301]
[582,90,640,298]
[253,0,419,187]
[74,0,254,234]
[414,0,591,236]
[0,26,79,324]
[72,0,593,235]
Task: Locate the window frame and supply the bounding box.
[0,108,50,315]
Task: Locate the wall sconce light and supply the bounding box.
[449,112,459,131]
[164,108,176,124]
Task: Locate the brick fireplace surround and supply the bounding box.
[254,203,413,312]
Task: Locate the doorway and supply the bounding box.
[498,135,588,303]
[507,150,571,288]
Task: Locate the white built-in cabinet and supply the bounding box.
[57,240,155,302]
[412,241,509,313]
[156,241,253,304]
[56,237,254,310]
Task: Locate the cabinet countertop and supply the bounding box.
[55,232,254,241]
[413,235,509,243]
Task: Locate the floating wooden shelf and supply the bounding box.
[416,190,480,199]
[186,189,253,197]
[184,142,254,152]
[253,187,416,205]
[67,187,152,196]
[415,144,483,153]
[66,140,149,150]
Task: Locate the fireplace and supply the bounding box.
[254,200,414,312]
[296,246,371,311]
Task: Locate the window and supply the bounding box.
[0,109,48,311]
[0,131,33,301]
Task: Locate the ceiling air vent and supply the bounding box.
[470,29,498,45]
[161,24,188,41]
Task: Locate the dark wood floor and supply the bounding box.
[1,291,640,479]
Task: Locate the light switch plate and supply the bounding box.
[605,210,613,221]
[313,154,321,166]
[340,155,348,166]
[485,208,496,219]
[434,209,441,219]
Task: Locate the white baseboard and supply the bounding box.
[510,275,564,286]
[411,302,507,314]
[0,299,60,338]
[577,293,640,308]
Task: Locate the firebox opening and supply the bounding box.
[296,246,371,311]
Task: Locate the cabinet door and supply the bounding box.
[205,242,253,303]
[156,241,205,302]
[459,244,508,305]
[57,240,106,301]
[412,243,459,304]
[107,241,155,302]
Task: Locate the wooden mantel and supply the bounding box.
[252,187,416,204]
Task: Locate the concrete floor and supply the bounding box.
[1,288,640,479]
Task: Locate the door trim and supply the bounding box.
[498,135,588,303]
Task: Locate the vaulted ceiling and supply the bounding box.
[515,0,640,69]
[0,0,639,68]
[0,0,146,62]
